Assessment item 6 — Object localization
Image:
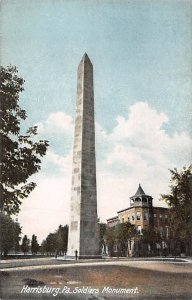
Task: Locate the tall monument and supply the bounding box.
[67,53,100,258]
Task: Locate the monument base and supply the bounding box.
[78,255,102,259]
[66,255,102,260]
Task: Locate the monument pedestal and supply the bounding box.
[66,255,102,260]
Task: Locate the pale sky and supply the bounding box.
[1,0,192,242]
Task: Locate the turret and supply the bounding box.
[130,184,153,208]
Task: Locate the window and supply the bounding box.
[114,244,118,251]
[165,226,169,238]
[122,218,124,223]
[132,214,135,221]
[129,240,132,250]
[144,212,148,221]
[136,212,141,220]
[154,214,157,218]
[137,225,142,234]
[159,227,164,237]
[159,214,163,221]
[165,214,168,221]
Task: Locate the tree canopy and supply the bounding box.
[0,212,21,256]
[31,234,39,254]
[116,222,137,256]
[21,235,30,254]
[104,222,137,256]
[0,66,49,215]
[161,165,192,254]
[41,225,68,255]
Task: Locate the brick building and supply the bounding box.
[106,184,170,256]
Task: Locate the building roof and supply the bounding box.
[117,205,148,213]
[117,207,132,213]
[130,184,152,199]
[134,184,146,197]
[106,216,119,221]
[153,207,169,211]
[117,206,169,214]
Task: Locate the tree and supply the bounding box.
[40,239,48,255]
[44,233,57,255]
[0,66,49,215]
[31,234,39,254]
[41,225,69,256]
[105,226,116,256]
[116,222,137,256]
[99,223,106,253]
[161,166,192,255]
[0,212,21,257]
[142,226,162,256]
[13,219,22,253]
[55,225,68,255]
[21,235,30,254]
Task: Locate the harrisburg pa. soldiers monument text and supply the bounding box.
[67,54,100,258]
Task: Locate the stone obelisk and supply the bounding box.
[67,53,100,258]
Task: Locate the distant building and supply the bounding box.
[106,184,170,256]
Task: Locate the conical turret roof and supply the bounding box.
[134,184,146,197]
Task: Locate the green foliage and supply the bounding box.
[21,235,30,254]
[116,222,137,243]
[41,225,68,255]
[99,223,106,250]
[105,222,137,256]
[161,165,192,253]
[43,233,57,254]
[116,222,137,256]
[0,66,49,215]
[105,226,116,255]
[31,234,39,254]
[55,225,68,254]
[40,240,48,255]
[0,212,21,256]
[142,226,162,253]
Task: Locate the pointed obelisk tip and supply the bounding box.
[81,52,92,64]
[83,52,89,59]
